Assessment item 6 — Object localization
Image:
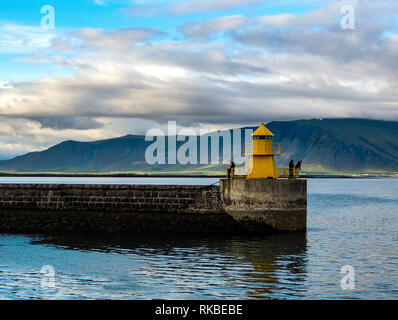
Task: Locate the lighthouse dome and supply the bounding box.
[252,122,274,138]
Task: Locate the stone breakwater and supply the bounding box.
[0,180,307,234]
[220,179,307,232]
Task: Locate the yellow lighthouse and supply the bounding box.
[246,122,281,179]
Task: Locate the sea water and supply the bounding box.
[0,178,397,299]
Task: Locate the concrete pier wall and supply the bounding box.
[0,180,307,234]
[220,179,307,232]
[0,184,234,234]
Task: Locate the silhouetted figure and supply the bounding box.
[295,160,302,178]
[227,161,235,179]
[289,160,294,178]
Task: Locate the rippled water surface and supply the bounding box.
[1,178,398,299]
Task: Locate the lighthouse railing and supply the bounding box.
[277,168,300,179]
[234,166,251,177]
[243,143,281,156]
[272,143,281,156]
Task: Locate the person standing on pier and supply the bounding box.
[227,161,235,179]
[295,160,302,178]
[289,160,294,178]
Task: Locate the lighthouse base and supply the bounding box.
[220,179,307,233]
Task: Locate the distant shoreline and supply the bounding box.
[0,172,396,179]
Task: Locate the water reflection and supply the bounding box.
[227,234,308,298]
[3,178,398,299]
[29,232,307,299]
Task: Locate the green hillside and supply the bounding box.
[269,119,398,173]
[0,119,398,174]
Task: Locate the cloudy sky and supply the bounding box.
[0,0,398,159]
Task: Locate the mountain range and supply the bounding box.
[1,119,398,174]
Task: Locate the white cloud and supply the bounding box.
[0,24,57,54]
[1,0,398,156]
[180,15,246,39]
